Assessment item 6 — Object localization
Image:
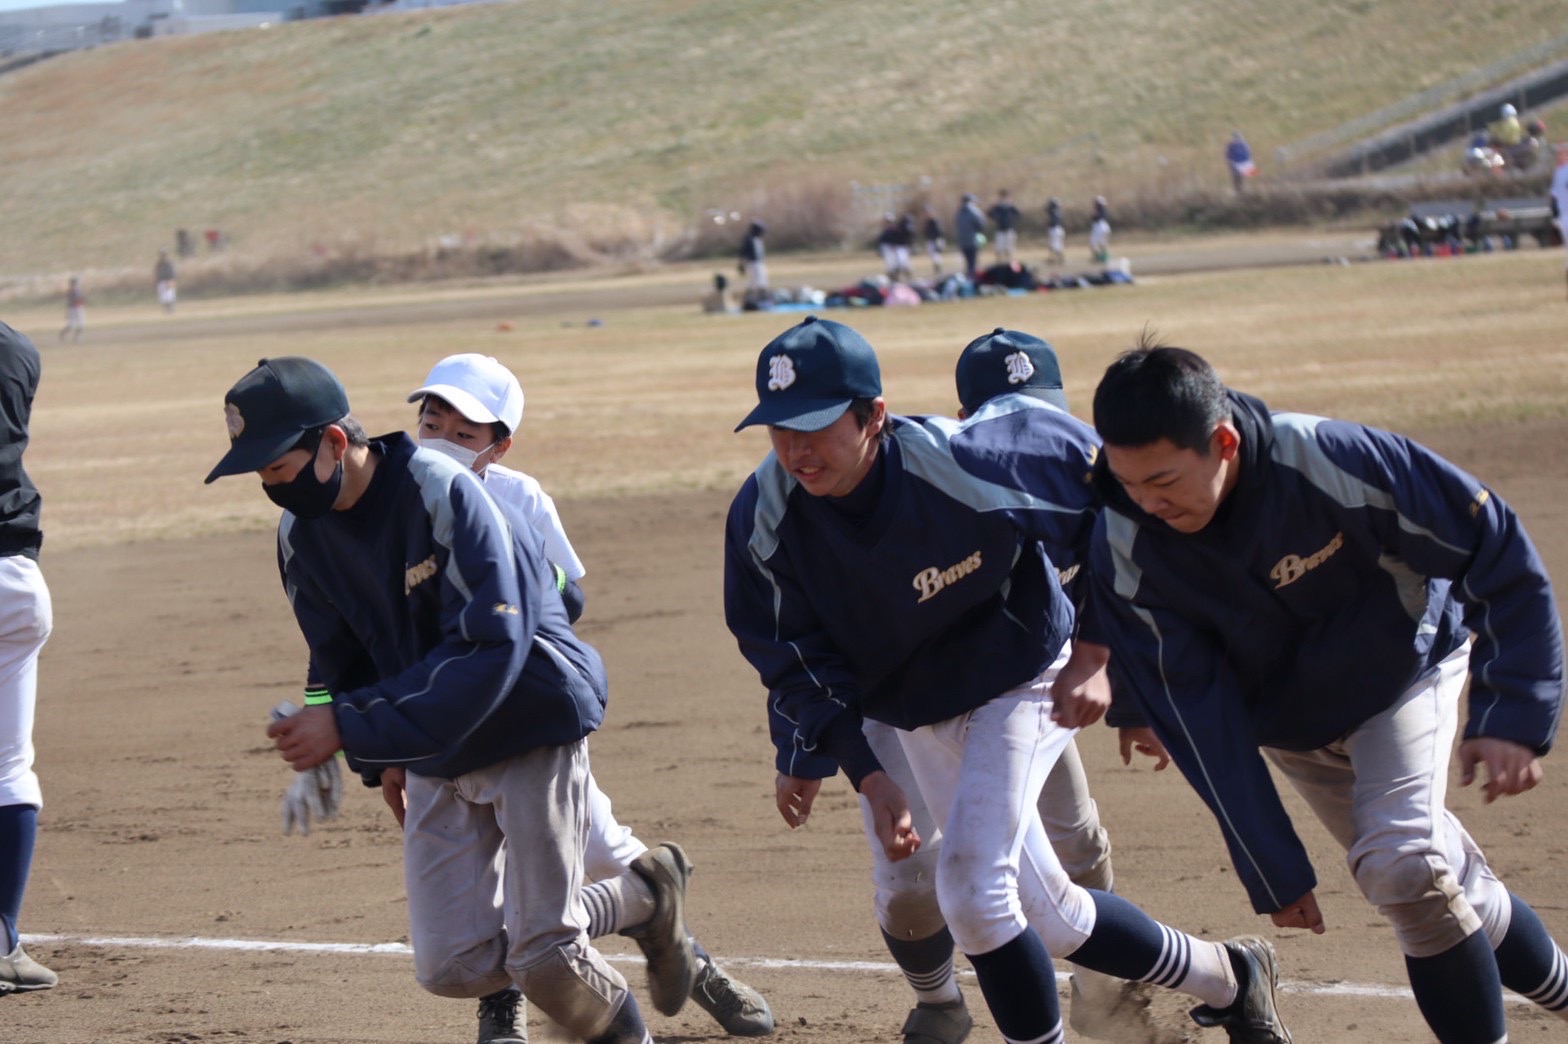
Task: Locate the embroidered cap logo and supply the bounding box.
[1004,351,1036,386]
[767,354,797,392]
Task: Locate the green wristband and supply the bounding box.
[553,563,568,593]
[303,688,333,706]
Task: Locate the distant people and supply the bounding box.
[204,228,227,254]
[737,221,768,308]
[1225,131,1256,193]
[1044,197,1066,267]
[954,193,987,279]
[59,277,85,342]
[988,189,1020,263]
[1088,196,1112,263]
[154,250,177,314]
[1552,145,1568,301]
[1488,103,1524,149]
[702,272,738,315]
[921,206,945,276]
[876,213,913,281]
[175,228,194,259]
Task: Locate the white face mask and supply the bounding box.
[419,436,494,471]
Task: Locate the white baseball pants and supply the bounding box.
[891,656,1100,957]
[0,556,51,810]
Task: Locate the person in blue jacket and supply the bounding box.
[1090,338,1568,1044]
[205,357,687,1044]
[724,316,1293,1044]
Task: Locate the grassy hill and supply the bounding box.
[1,0,1563,291]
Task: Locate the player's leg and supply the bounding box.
[0,556,53,995]
[576,770,768,1033]
[1038,739,1173,1042]
[905,670,1289,1042]
[1266,644,1521,1041]
[861,719,973,1043]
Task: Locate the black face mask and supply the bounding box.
[264,432,343,519]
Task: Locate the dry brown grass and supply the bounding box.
[11,239,1566,551]
[3,0,1567,290]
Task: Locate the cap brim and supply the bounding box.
[407,384,500,425]
[204,430,305,484]
[734,397,852,433]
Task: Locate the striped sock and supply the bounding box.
[967,930,1064,1044]
[1065,890,1237,1010]
[583,873,656,938]
[1494,895,1568,1019]
[882,926,963,1005]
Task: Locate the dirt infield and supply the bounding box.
[6,246,1568,1042]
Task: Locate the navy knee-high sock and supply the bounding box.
[967,930,1063,1044]
[1406,930,1505,1043]
[0,803,39,952]
[1494,893,1568,1016]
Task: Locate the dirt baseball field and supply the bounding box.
[5,238,1568,1042]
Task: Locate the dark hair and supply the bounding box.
[1092,333,1229,453]
[415,395,510,441]
[848,397,892,443]
[294,414,370,455]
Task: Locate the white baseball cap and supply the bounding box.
[407,354,525,433]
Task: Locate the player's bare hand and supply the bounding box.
[266,705,341,770]
[858,770,920,862]
[1118,726,1171,770]
[380,766,408,829]
[776,773,822,829]
[1271,889,1326,934]
[1050,641,1112,729]
[1458,737,1542,803]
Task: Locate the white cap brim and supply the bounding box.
[407,383,501,425]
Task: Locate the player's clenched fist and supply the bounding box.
[267,703,342,770]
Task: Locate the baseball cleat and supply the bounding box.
[899,998,973,1044]
[622,843,697,1016]
[1188,936,1291,1043]
[692,955,774,1036]
[0,942,58,994]
[475,985,527,1044]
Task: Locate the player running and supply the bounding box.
[1090,339,1568,1043]
[405,353,774,1041]
[725,316,1294,1044]
[206,357,679,1044]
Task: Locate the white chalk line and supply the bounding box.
[21,930,1533,1006]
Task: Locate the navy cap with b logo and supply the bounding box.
[954,328,1067,416]
[734,316,882,432]
[204,356,350,483]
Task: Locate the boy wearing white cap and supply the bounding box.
[407,354,775,1041]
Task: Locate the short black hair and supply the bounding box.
[848,397,891,444]
[415,395,511,441]
[1092,333,1229,454]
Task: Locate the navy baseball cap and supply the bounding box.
[204,356,350,483]
[955,328,1067,415]
[734,316,882,432]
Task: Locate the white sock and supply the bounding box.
[581,872,656,938]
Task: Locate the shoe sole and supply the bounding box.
[629,844,697,1016]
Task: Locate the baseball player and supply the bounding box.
[1088,196,1111,264]
[1044,199,1066,268]
[767,330,1175,1044]
[59,277,85,343]
[0,322,56,997]
[406,353,774,1039]
[987,189,1020,264]
[725,315,1293,1044]
[1089,340,1568,1043]
[206,357,687,1044]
